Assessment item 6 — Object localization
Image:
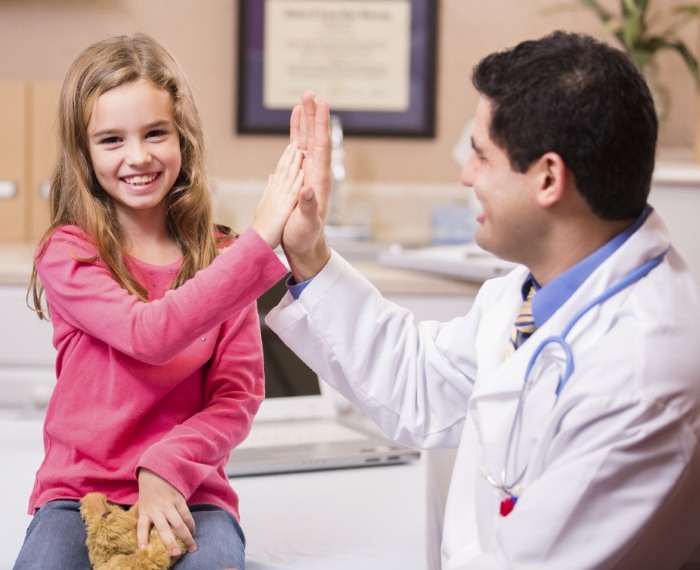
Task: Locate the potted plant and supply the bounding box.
[566,0,699,119]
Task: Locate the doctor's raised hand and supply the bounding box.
[280,91,333,283]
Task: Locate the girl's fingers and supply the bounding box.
[290,91,316,151]
[270,144,303,189]
[272,141,297,176]
[300,91,316,151]
[136,513,151,551]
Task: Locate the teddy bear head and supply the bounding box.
[79,492,185,570]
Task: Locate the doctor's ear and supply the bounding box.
[534,152,567,208]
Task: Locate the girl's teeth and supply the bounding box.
[125,174,156,185]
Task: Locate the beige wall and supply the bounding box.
[0,0,697,185]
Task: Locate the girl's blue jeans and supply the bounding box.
[12,499,246,570]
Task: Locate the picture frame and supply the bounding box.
[236,0,438,137]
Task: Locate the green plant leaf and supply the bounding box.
[565,0,700,90]
[665,39,700,87]
[579,0,615,23]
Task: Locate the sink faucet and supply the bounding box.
[328,114,345,226]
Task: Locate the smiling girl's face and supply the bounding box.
[87,79,182,226]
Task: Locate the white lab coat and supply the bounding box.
[266,210,700,569]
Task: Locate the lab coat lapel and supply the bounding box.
[467,212,671,495]
[470,209,670,407]
[465,283,560,486]
[468,327,561,482]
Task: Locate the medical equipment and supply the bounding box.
[481,249,668,514]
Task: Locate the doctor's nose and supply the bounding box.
[460,153,477,188]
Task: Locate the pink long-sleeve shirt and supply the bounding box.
[28,225,287,519]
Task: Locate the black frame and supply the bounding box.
[236,0,438,137]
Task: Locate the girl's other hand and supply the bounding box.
[251,141,304,248]
[136,468,197,557]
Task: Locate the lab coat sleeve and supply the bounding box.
[266,250,480,449]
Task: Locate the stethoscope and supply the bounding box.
[481,248,669,513]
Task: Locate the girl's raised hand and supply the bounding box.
[251,141,304,248]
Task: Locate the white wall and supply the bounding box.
[650,158,700,284]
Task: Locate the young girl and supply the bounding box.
[14,33,304,570]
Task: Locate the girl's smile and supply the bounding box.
[121,172,162,193]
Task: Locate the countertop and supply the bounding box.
[0,242,36,286]
[0,240,480,297]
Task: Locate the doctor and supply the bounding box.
[270,31,700,568]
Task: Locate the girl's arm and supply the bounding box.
[134,301,264,555]
[37,226,286,364]
[36,140,303,363]
[137,300,264,494]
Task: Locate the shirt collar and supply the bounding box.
[528,206,651,327]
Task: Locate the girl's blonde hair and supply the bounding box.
[29,33,232,318]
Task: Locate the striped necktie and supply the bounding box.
[506,285,536,358]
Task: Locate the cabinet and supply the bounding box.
[0,82,61,241]
[0,285,55,416]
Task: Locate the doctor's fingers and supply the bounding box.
[307,99,332,220]
[290,103,302,144]
[282,185,326,259]
[289,91,316,150]
[289,93,331,219]
[300,91,317,150]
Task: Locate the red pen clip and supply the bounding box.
[499,496,517,517]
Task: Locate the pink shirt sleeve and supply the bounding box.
[36,225,287,365]
[137,300,266,498]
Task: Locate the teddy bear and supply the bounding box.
[79,491,186,570]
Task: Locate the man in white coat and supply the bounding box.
[269,31,700,569]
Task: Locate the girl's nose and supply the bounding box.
[125,141,151,165]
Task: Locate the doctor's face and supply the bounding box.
[460,97,544,265]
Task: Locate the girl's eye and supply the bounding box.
[147,129,167,139]
[100,136,121,145]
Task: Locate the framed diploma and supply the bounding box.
[236,0,438,137]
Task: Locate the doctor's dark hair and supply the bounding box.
[471,31,657,221]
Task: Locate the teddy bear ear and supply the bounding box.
[80,492,110,521]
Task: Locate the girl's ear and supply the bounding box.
[535,152,567,209]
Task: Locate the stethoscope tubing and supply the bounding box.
[492,247,669,498]
[525,248,668,397]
